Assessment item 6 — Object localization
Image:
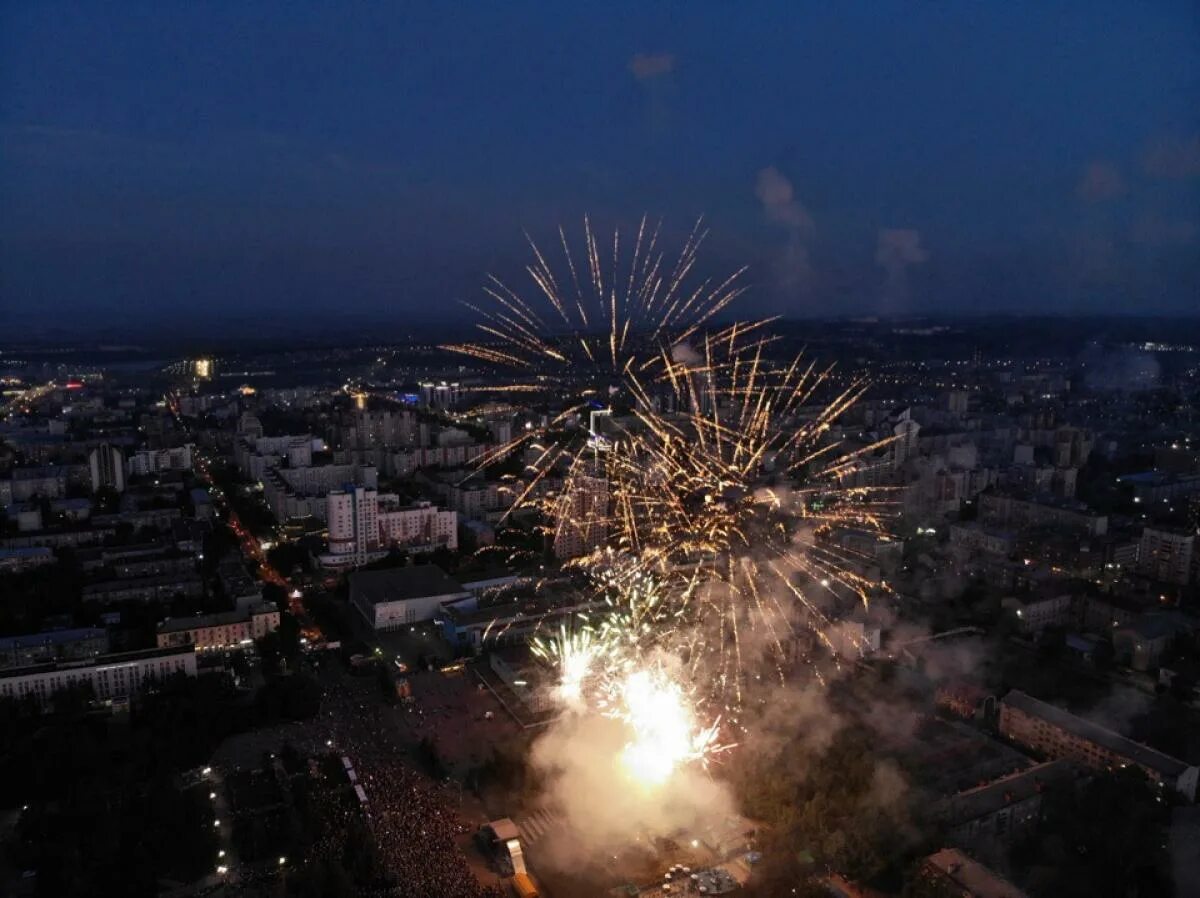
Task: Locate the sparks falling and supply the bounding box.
[456,218,896,739]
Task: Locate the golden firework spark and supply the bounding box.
[457,219,897,724]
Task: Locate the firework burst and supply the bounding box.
[456,219,896,762]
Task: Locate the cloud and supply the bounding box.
[1076,161,1126,202]
[628,51,676,81]
[1141,135,1200,180]
[876,228,928,306]
[755,166,815,289]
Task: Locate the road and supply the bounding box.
[168,392,322,639]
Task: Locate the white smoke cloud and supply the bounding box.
[755,166,815,232]
[1076,160,1126,202]
[755,166,815,289]
[670,340,703,368]
[628,51,676,81]
[526,649,738,870]
[875,228,928,307]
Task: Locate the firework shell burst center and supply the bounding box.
[452,217,896,786]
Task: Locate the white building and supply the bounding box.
[323,489,457,568]
[0,646,196,709]
[156,603,281,651]
[327,486,382,567]
[420,381,461,409]
[1002,592,1073,633]
[350,565,471,630]
[1138,526,1195,586]
[379,498,457,553]
[89,443,126,493]
[127,444,193,477]
[234,434,314,480]
[389,443,490,476]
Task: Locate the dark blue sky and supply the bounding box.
[2,2,1198,334]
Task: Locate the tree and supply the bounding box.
[1012,768,1173,898]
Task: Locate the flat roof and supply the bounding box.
[158,605,275,634]
[0,645,193,679]
[440,595,605,628]
[926,848,1028,898]
[349,565,468,606]
[0,628,107,651]
[1003,690,1193,777]
[944,760,1074,825]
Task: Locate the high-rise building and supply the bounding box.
[1138,526,1195,585]
[89,443,126,493]
[327,486,381,567]
[891,411,921,470]
[420,381,461,409]
[553,473,608,560]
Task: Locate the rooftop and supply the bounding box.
[158,604,276,634]
[925,848,1029,898]
[0,628,107,651]
[0,645,193,680]
[349,565,468,605]
[943,760,1074,825]
[1002,690,1194,777]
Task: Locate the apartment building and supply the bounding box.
[999,690,1198,800]
[156,603,281,651]
[0,646,197,709]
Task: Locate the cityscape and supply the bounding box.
[2,5,1200,898]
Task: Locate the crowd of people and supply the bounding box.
[317,673,506,898]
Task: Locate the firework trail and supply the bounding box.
[451,218,896,782]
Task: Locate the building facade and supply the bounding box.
[156,604,281,650]
[88,443,126,493]
[0,646,197,708]
[999,689,1198,801]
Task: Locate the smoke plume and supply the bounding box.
[755,166,815,290]
[875,228,928,309]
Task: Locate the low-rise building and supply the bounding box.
[940,760,1074,853]
[0,645,196,709]
[0,547,56,571]
[980,492,1107,537]
[0,627,110,670]
[999,689,1198,801]
[1114,614,1194,672]
[350,565,471,630]
[82,573,204,605]
[920,848,1029,898]
[156,603,281,651]
[1001,592,1073,633]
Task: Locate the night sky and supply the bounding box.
[2,2,1198,335]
